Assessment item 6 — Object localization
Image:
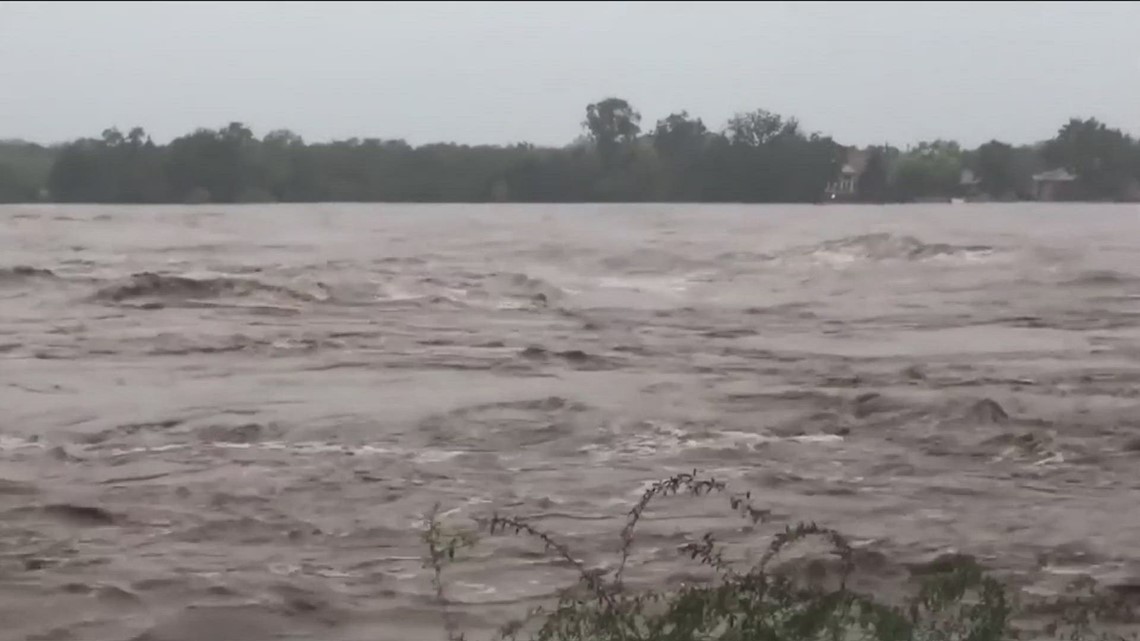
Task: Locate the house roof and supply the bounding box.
[1033,168,1077,182]
[836,148,871,176]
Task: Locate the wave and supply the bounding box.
[0,265,57,284]
[578,421,844,463]
[1062,270,1138,286]
[91,272,326,305]
[595,275,695,297]
[775,233,996,266]
[484,272,564,302]
[598,248,707,274]
[360,272,563,310]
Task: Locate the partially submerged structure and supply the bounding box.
[1031,168,1078,201]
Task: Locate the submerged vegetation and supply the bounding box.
[423,472,1137,641]
[3,99,1140,204]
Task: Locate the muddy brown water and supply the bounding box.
[3,203,1140,640]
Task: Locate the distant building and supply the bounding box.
[1032,168,1078,201]
[825,148,870,201]
[1107,176,1140,202]
[959,168,983,199]
[1122,178,1140,202]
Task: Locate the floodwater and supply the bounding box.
[2,203,1140,640]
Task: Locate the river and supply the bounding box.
[2,203,1139,640]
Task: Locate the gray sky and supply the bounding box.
[1,1,1138,149]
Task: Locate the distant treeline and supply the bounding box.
[2,98,1139,204]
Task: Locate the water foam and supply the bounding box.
[92,272,326,305]
[774,233,998,268]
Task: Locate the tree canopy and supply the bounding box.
[1,102,1138,204]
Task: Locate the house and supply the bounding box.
[959,168,983,199]
[1122,178,1140,202]
[825,148,870,201]
[1032,168,1078,201]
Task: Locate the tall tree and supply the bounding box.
[583,98,641,165]
[651,112,709,201]
[974,140,1016,199]
[652,111,708,157]
[890,140,964,201]
[0,141,53,202]
[1044,118,1137,200]
[857,147,890,203]
[23,107,1140,205]
[724,110,794,147]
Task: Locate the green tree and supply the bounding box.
[651,112,710,201]
[723,109,796,147]
[0,140,53,202]
[1044,118,1138,200]
[0,162,34,202]
[163,122,264,203]
[583,97,641,165]
[48,140,114,202]
[652,111,708,157]
[707,110,841,202]
[891,140,964,201]
[974,140,1017,199]
[857,147,890,203]
[35,103,1140,205]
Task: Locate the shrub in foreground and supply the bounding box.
[423,471,1134,641]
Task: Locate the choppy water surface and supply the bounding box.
[3,203,1140,640]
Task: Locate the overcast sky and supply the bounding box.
[1,1,1137,148]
